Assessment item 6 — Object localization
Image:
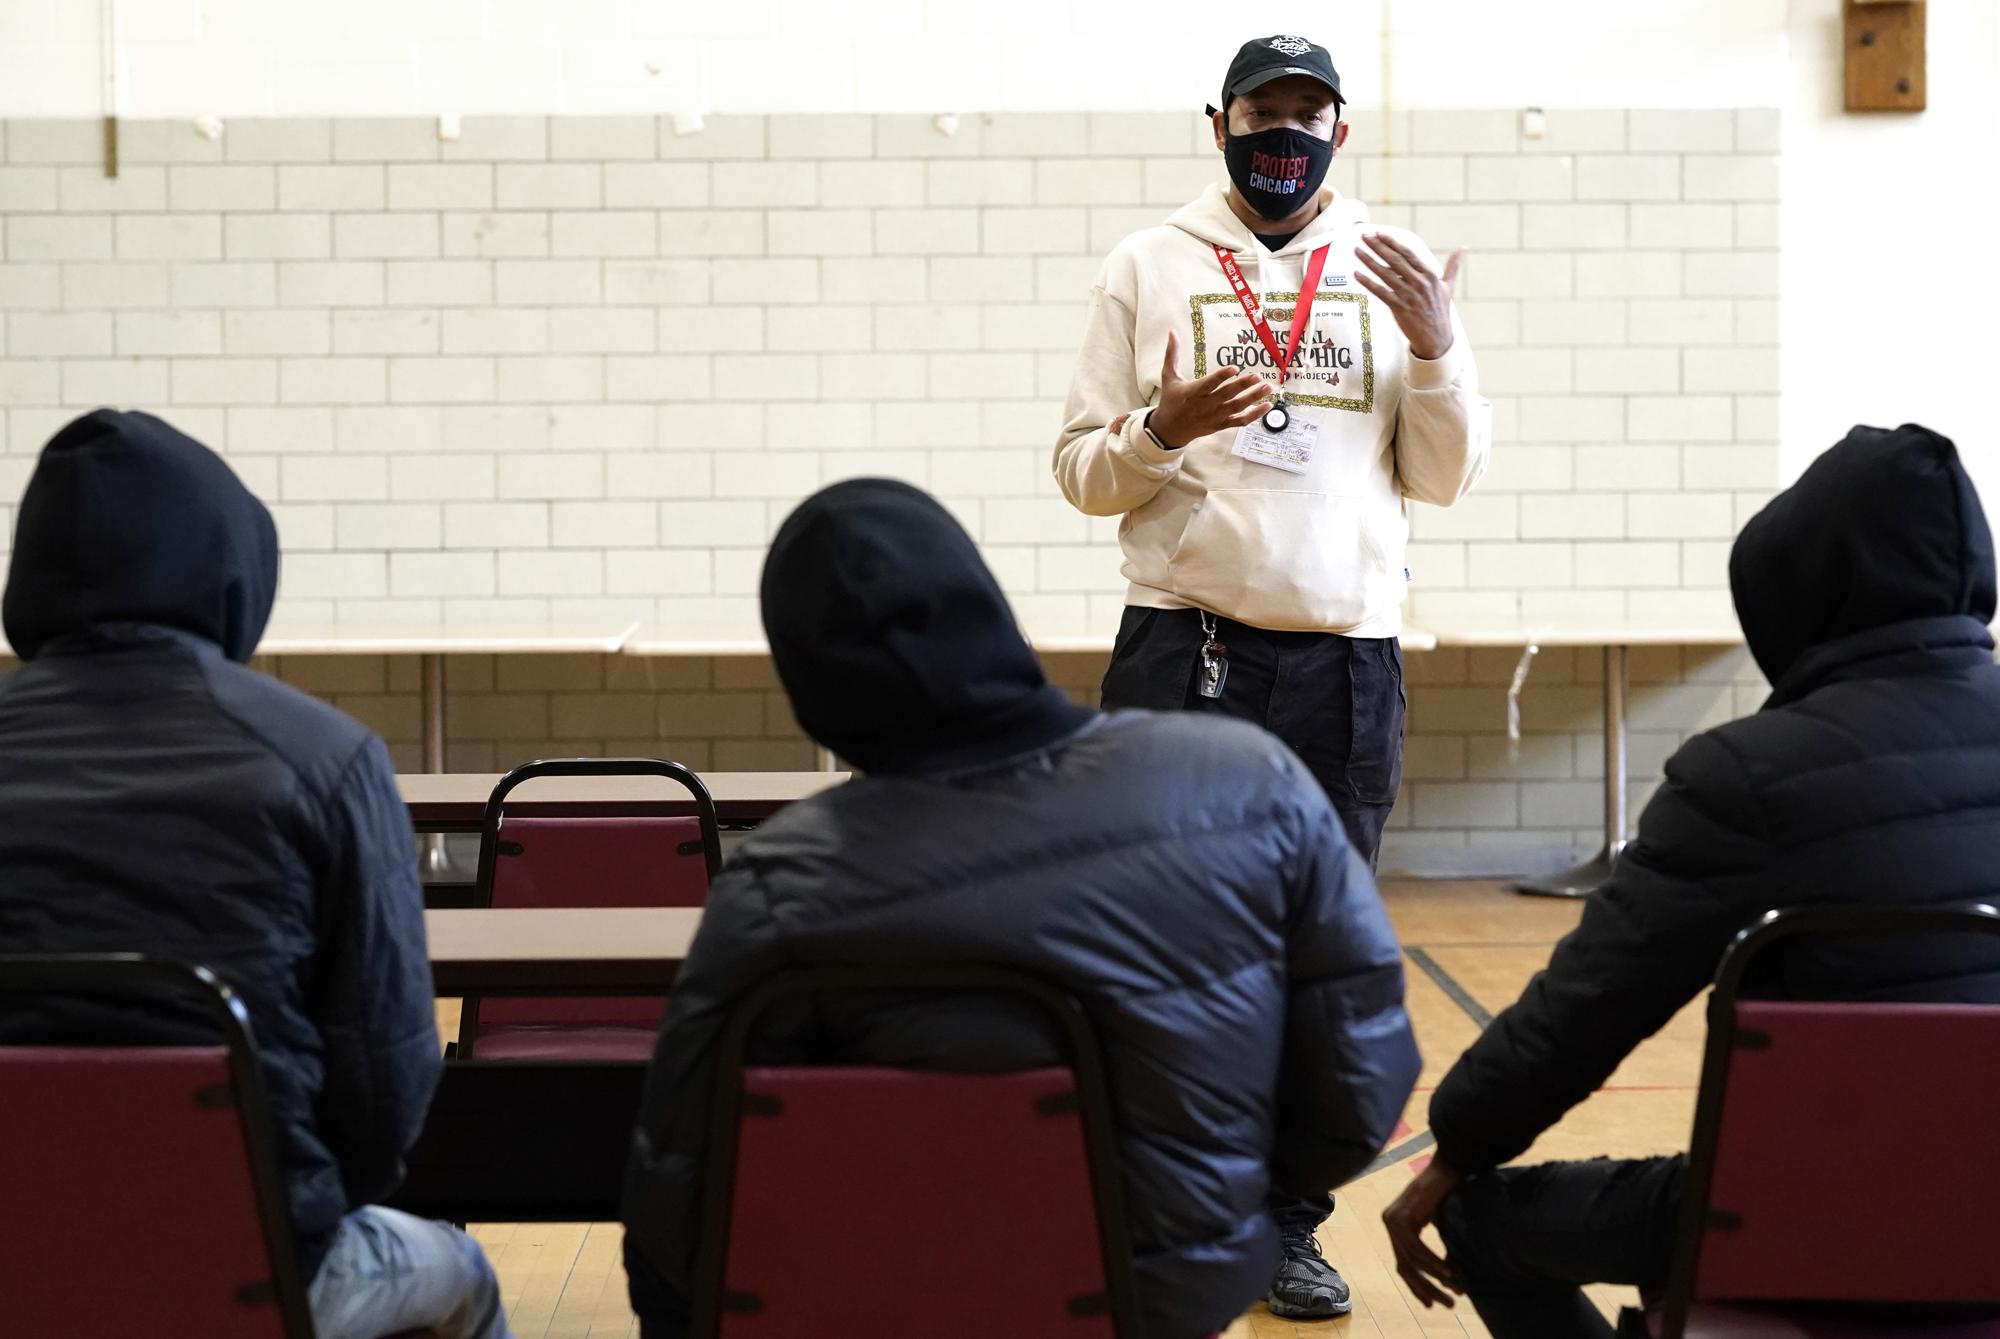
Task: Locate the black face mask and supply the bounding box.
[1223,125,1335,222]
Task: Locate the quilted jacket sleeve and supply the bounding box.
[1429,730,1777,1174]
[622,861,785,1338]
[1272,791,1423,1198]
[310,734,441,1207]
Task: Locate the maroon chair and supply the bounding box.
[0,953,430,1339]
[1646,904,2000,1339]
[456,757,721,1061]
[690,965,1143,1338]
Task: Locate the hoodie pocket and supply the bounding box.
[1167,489,1391,631]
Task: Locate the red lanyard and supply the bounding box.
[1212,243,1332,394]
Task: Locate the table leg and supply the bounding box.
[418,652,461,880]
[1513,642,1629,899]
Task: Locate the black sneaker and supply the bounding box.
[1265,1221,1353,1319]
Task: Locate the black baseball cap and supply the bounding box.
[1206,35,1343,116]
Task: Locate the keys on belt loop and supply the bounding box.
[1197,611,1229,700]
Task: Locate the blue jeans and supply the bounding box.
[308,1206,512,1339]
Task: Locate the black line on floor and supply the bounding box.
[1361,1127,1438,1177]
[1406,946,1494,1029]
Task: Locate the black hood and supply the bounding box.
[760,480,1095,775]
[3,409,278,662]
[1731,423,1995,686]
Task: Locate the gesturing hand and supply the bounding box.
[1381,1159,1465,1309]
[1148,330,1271,448]
[1354,232,1465,362]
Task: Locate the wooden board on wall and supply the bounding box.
[1845,0,1927,112]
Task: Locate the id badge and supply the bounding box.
[1231,412,1320,475]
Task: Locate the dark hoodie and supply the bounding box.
[4,409,279,661]
[1731,422,1999,700]
[0,410,438,1278]
[623,480,1419,1339]
[1431,422,2000,1176]
[759,477,1095,773]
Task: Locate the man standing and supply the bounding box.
[1054,34,1491,1319]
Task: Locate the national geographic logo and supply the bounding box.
[1187,289,1376,413]
[1214,328,1358,374]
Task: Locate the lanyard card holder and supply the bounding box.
[1212,241,1331,474]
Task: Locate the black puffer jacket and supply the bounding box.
[0,410,439,1278]
[1431,423,2000,1175]
[622,480,1421,1339]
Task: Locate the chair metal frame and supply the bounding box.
[688,964,1146,1339]
[456,756,722,1055]
[1657,901,2000,1339]
[0,952,317,1339]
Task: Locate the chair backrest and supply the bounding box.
[692,967,1141,1339]
[477,815,706,1027]
[1662,904,2000,1334]
[720,1066,1117,1337]
[0,955,311,1339]
[489,816,711,911]
[1693,1000,2000,1304]
[463,758,720,1039]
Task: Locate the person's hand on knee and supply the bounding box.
[1382,1158,1465,1307]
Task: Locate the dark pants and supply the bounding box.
[1437,1156,1685,1339]
[1099,606,1406,869]
[1101,606,1408,1235]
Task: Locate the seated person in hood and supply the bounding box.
[1379,423,2000,1338]
[0,411,510,1339]
[620,479,1422,1339]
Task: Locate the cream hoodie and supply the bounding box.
[1055,183,1491,636]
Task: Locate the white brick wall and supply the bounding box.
[0,107,1780,867]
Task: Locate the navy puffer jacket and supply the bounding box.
[1431,423,2000,1175]
[0,410,438,1278]
[622,481,1421,1339]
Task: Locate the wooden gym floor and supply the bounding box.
[444,879,1701,1337]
